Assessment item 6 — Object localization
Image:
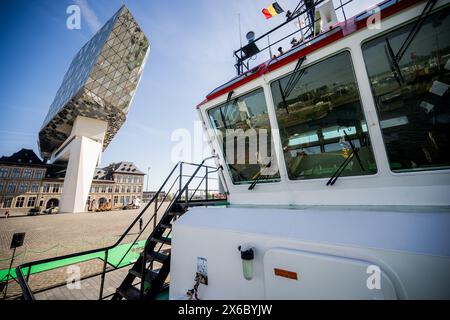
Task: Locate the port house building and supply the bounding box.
[0,149,144,211]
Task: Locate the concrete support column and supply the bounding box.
[55,116,107,213]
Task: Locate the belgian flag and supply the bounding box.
[262,2,284,19]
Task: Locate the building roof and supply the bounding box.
[0,149,45,166]
[92,162,144,181]
[108,162,145,175]
[45,164,67,179]
[0,149,144,180]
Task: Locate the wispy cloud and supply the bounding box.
[127,121,171,140]
[74,0,102,34]
[0,130,35,137]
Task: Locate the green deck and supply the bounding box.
[0,240,146,280]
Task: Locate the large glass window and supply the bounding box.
[362,7,450,172]
[11,168,20,178]
[271,51,377,180]
[208,88,280,184]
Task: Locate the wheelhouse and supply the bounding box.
[197,0,450,207]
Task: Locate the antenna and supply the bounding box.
[238,14,243,48]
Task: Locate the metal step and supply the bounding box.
[129,267,159,283]
[140,251,169,263]
[177,199,227,207]
[117,286,140,300]
[152,235,171,245]
[167,210,183,216]
[169,203,186,213]
[160,223,172,229]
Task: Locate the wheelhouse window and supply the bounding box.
[3,198,13,208]
[271,51,377,180]
[208,88,280,184]
[30,183,39,193]
[362,7,450,172]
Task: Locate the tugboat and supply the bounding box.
[169,0,450,300]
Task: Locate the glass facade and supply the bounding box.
[271,52,377,180]
[39,6,150,157]
[362,6,450,172]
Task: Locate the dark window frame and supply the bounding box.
[269,49,378,181]
[206,86,281,186]
[361,5,450,174]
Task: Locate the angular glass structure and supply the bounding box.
[39,5,149,158]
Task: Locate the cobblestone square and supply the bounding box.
[0,203,167,299]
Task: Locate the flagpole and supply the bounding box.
[238,13,243,49]
[268,34,273,59]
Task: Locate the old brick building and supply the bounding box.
[0,149,144,212]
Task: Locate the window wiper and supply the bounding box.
[284,56,306,98]
[248,161,272,190]
[385,38,404,86]
[326,131,365,187]
[384,0,437,86]
[278,81,289,114]
[396,0,437,63]
[220,90,234,129]
[229,164,247,181]
[279,56,307,113]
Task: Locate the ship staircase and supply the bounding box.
[13,157,227,300]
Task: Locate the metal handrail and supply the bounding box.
[137,157,220,299]
[14,158,221,300]
[114,174,182,268]
[234,0,354,74]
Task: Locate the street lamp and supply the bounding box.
[146,166,151,192]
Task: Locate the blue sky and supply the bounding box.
[0,0,378,189]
